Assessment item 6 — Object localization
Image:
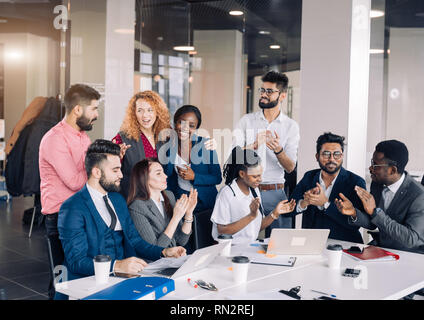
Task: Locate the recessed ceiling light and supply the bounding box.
[259,30,270,35]
[370,49,384,54]
[370,10,384,18]
[229,10,244,16]
[270,45,280,50]
[173,46,195,52]
[114,29,134,34]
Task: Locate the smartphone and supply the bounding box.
[342,268,361,278]
[346,246,363,254]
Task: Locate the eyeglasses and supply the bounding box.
[320,151,343,160]
[370,159,391,170]
[258,88,280,96]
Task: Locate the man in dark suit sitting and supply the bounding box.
[57,140,185,298]
[287,132,366,243]
[336,140,424,254]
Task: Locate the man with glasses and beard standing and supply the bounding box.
[233,71,299,236]
[39,84,100,299]
[282,133,366,243]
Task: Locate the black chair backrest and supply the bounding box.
[45,235,65,280]
[193,209,216,250]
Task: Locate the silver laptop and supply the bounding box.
[264,229,330,255]
[148,242,228,279]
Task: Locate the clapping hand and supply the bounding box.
[266,131,282,153]
[273,199,296,216]
[249,198,261,218]
[354,186,376,216]
[335,193,356,217]
[303,183,328,207]
[186,188,198,215]
[173,194,190,220]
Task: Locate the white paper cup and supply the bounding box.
[93,255,112,285]
[232,256,250,284]
[217,234,233,257]
[326,244,343,269]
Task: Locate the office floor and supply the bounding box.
[0,196,49,300]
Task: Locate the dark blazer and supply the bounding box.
[58,185,163,281]
[118,132,147,200]
[289,167,366,243]
[158,135,222,213]
[129,190,191,248]
[349,172,424,254]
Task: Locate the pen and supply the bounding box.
[311,289,337,298]
[187,278,198,288]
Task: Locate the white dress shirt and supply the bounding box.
[86,183,122,231]
[232,109,300,184]
[211,179,262,245]
[383,173,405,210]
[151,193,166,218]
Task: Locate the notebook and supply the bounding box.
[343,245,399,262]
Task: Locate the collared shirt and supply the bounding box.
[151,193,165,219]
[211,179,262,245]
[296,170,340,213]
[382,173,406,210]
[232,109,300,184]
[86,183,122,231]
[39,119,91,214]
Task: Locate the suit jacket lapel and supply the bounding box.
[328,167,347,201]
[386,175,410,215]
[146,199,168,228]
[81,186,109,253]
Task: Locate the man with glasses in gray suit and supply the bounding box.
[336,140,424,254]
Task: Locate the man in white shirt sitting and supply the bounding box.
[233,71,300,236]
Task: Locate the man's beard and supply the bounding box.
[76,113,96,131]
[259,97,279,109]
[99,172,121,193]
[319,160,342,175]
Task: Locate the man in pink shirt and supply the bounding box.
[39,84,100,299]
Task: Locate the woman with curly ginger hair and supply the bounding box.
[113,90,171,198]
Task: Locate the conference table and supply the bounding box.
[55,239,424,300]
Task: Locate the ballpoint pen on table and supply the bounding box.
[311,289,337,298]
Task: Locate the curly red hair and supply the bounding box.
[120,91,171,143]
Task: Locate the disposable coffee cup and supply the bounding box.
[93,255,112,285]
[217,234,233,257]
[326,244,343,269]
[231,256,250,284]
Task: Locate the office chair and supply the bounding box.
[192,209,216,250]
[45,235,65,299]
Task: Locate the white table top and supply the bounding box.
[56,239,424,300]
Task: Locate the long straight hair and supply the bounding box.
[127,158,173,219]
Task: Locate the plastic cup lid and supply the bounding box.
[327,244,343,251]
[218,234,233,240]
[232,256,250,264]
[94,255,111,262]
